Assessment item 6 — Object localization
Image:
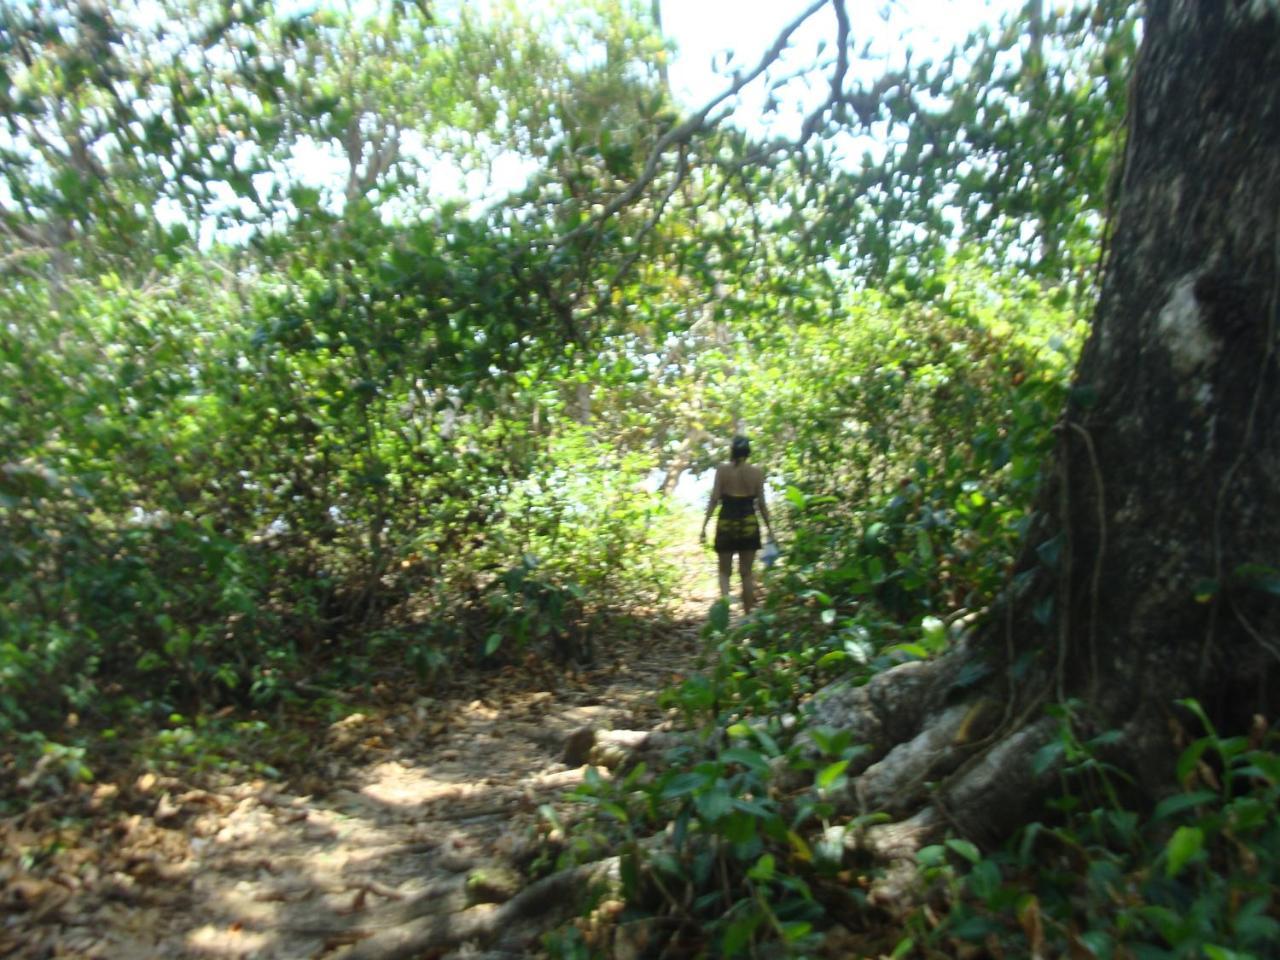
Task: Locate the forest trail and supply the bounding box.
[3,544,723,959]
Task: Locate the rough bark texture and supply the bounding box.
[1047,0,1280,747]
[810,0,1280,853]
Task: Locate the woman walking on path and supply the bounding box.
[700,436,775,613]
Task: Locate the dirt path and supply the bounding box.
[3,563,718,959]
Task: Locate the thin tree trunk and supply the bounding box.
[651,0,670,95]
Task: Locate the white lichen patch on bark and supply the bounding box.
[1157,274,1218,376]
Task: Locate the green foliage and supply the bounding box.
[487,426,677,615]
[0,0,680,730]
[139,712,301,782]
[907,705,1280,960]
[560,710,839,957]
[1,205,684,723]
[750,260,1083,658]
[817,0,1140,284]
[550,256,1085,955]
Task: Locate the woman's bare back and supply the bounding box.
[716,462,764,498]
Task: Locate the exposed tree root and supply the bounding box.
[325,650,1068,955]
[804,649,966,765]
[854,702,973,814]
[801,639,1007,764]
[334,857,621,960]
[935,715,1059,839]
[572,728,681,770]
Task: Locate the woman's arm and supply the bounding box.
[700,467,722,543]
[757,472,775,540]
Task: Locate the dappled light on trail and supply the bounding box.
[1,540,713,959]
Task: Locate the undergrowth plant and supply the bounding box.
[548,270,1089,957]
[905,700,1280,960]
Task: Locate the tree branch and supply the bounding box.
[798,0,850,144]
[591,145,690,319]
[550,0,832,249]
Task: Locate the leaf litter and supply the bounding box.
[1,584,714,959]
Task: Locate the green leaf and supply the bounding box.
[867,556,886,583]
[1232,895,1280,944]
[721,911,762,956]
[662,771,708,799]
[720,747,769,775]
[966,858,1002,899]
[1032,740,1065,777]
[752,726,782,758]
[808,727,837,754]
[1193,577,1219,603]
[721,810,761,845]
[596,800,629,823]
[163,630,192,659]
[781,921,812,942]
[916,844,947,868]
[1233,562,1280,597]
[1176,737,1213,784]
[1176,698,1217,739]
[484,632,502,656]
[679,677,716,710]
[1152,790,1217,821]
[1164,825,1203,877]
[619,848,640,897]
[747,853,775,881]
[946,838,981,864]
[708,598,730,632]
[816,759,849,791]
[915,526,932,561]
[649,851,683,880]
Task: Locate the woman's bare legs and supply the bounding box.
[717,550,758,612]
[717,551,733,600]
[739,550,757,612]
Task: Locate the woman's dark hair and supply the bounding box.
[731,435,751,462]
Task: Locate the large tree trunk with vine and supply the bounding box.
[811,0,1280,869]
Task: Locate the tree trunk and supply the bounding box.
[651,0,671,95]
[816,0,1280,853]
[1048,0,1280,759]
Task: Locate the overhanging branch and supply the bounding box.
[550,0,832,250]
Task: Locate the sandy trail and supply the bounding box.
[3,554,723,959]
